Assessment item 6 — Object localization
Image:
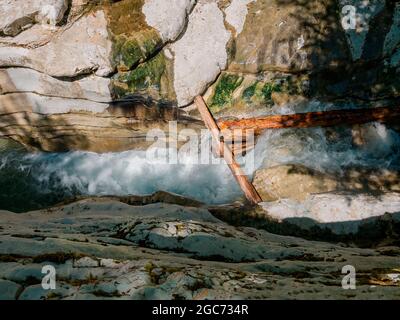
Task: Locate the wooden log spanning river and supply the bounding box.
[218,106,400,134]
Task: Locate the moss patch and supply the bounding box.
[104,0,163,71]
[205,72,310,116]
[114,30,162,71]
[210,74,243,110]
[125,53,166,90]
[242,82,258,100]
[261,82,281,103]
[111,51,175,101]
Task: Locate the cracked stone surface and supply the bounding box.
[0,196,399,300]
[0,10,113,78]
[0,68,111,103]
[0,0,399,151]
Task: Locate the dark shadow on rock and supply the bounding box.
[209,203,400,248]
[273,0,400,102]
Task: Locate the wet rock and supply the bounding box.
[271,92,306,107]
[0,101,202,152]
[260,191,400,235]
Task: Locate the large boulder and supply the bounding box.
[260,191,400,236]
[253,164,400,202]
[0,10,113,77]
[229,0,350,74]
[253,164,339,201]
[205,0,351,115]
[170,0,231,106]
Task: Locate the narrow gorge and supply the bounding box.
[0,0,400,300]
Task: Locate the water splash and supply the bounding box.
[0,147,243,212]
[1,101,400,212]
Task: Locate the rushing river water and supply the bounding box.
[1,102,400,213]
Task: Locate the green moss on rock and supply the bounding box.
[111,51,175,101]
[104,0,163,71]
[206,72,310,116]
[242,82,258,100]
[261,82,282,103]
[210,74,243,110]
[125,53,166,90]
[119,39,144,69]
[114,30,162,70]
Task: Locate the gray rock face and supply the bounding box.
[0,196,399,300]
[0,0,399,152]
[171,0,231,106]
[0,280,21,300]
[0,0,68,36]
[228,0,350,74]
[0,68,111,103]
[0,92,109,114]
[142,0,196,42]
[0,10,113,78]
[260,192,400,234]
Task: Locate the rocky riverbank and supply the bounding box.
[0,192,399,300]
[1,0,400,300]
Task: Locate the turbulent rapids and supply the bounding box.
[1,102,400,212]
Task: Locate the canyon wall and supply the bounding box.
[0,0,399,151]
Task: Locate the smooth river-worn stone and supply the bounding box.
[0,195,399,299]
[0,0,68,36]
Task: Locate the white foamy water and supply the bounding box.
[252,122,400,174]
[1,101,400,211]
[9,148,244,205]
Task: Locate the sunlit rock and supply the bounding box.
[0,10,113,77]
[253,164,338,201]
[260,191,400,235]
[0,0,68,36]
[0,68,111,103]
[171,0,231,106]
[142,0,195,42]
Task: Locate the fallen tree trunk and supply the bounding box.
[218,106,400,133]
[194,96,262,205]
